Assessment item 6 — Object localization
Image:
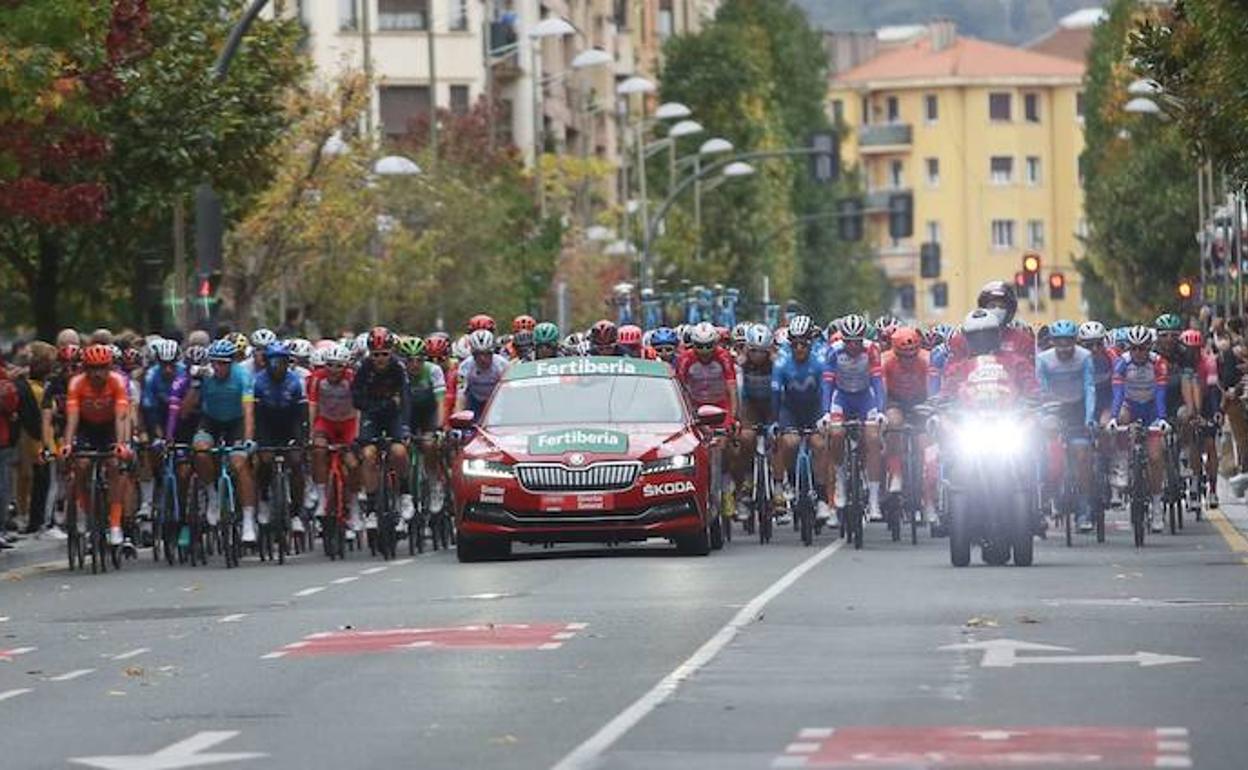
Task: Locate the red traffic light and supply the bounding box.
[198,278,212,298]
[1022,252,1041,275]
[1014,271,1028,287]
[1048,272,1065,290]
[1178,280,1194,300]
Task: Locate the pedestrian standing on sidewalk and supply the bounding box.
[0,351,22,550]
[17,342,55,535]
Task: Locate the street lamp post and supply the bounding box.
[616,76,658,274]
[693,137,733,262]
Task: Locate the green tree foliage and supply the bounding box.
[1082,0,1198,320]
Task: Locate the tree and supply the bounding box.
[1081,0,1198,319]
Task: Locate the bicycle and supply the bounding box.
[320,443,354,561]
[1052,423,1091,548]
[837,420,868,551]
[361,437,401,561]
[153,443,200,566]
[1088,428,1110,544]
[883,423,922,546]
[1118,422,1151,548]
[71,449,122,574]
[747,425,774,544]
[789,427,819,547]
[1162,426,1184,535]
[197,443,245,568]
[257,442,297,565]
[428,432,454,550]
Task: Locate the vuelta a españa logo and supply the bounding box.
[528,428,629,455]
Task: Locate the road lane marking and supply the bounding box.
[940,639,1199,668]
[0,616,9,622]
[260,652,287,660]
[0,646,37,660]
[69,729,267,769]
[330,576,359,585]
[359,566,387,575]
[1156,727,1189,738]
[111,648,149,661]
[552,540,845,770]
[218,614,247,623]
[393,558,413,566]
[0,688,33,702]
[293,587,325,597]
[49,669,95,682]
[1206,509,1248,554]
[798,728,835,740]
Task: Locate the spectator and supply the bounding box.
[0,351,21,549]
[16,342,54,534]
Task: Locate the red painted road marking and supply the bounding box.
[773,726,1191,768]
[263,623,587,659]
[0,646,36,662]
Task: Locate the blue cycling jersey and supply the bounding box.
[1036,347,1095,425]
[199,364,254,423]
[771,352,831,428]
[253,367,305,413]
[140,363,187,430]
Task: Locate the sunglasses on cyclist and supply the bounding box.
[693,343,716,351]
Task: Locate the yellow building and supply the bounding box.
[829,23,1087,323]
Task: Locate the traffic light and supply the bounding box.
[838,198,863,242]
[1177,279,1194,301]
[888,192,913,239]
[1048,271,1066,300]
[809,131,840,184]
[1014,270,1031,299]
[920,242,941,278]
[1022,251,1041,277]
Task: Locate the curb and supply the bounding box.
[0,537,65,577]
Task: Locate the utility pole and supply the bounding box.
[362,0,374,135]
[426,2,438,171]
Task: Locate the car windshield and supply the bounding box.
[482,374,685,427]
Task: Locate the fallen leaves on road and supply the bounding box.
[123,666,144,678]
[964,616,999,628]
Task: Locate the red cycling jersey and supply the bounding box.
[675,347,737,417]
[66,371,130,426]
[882,349,931,404]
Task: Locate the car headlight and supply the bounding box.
[954,417,1027,458]
[642,452,695,475]
[461,458,515,479]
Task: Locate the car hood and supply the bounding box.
[465,423,695,464]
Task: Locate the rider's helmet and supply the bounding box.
[151,338,180,364]
[250,328,277,348]
[840,314,868,341]
[744,323,773,350]
[677,324,693,346]
[264,341,291,362]
[689,322,718,347]
[1077,321,1106,343]
[1048,319,1078,340]
[82,344,114,368]
[121,347,143,370]
[228,332,249,352]
[424,336,450,361]
[58,344,81,365]
[352,332,369,358]
[184,345,208,367]
[962,309,1003,356]
[324,344,352,366]
[618,324,643,348]
[589,320,618,347]
[468,329,495,354]
[1179,328,1203,348]
[651,327,678,348]
[731,322,749,346]
[367,326,394,352]
[920,326,942,349]
[934,323,954,342]
[288,338,314,363]
[533,322,560,347]
[512,314,536,333]
[977,280,1019,325]
[874,315,900,341]
[468,314,496,333]
[1154,313,1183,332]
[207,339,237,362]
[891,327,921,356]
[1125,325,1153,349]
[397,336,426,358]
[787,314,813,340]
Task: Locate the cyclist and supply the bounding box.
[533,322,561,360]
[399,335,447,523]
[424,335,458,428]
[948,281,1035,364]
[455,329,508,420]
[676,322,738,421]
[651,327,680,368]
[588,320,624,357]
[1179,328,1219,511]
[138,339,192,524]
[245,329,277,377]
[731,324,777,517]
[770,316,832,522]
[826,314,885,521]
[252,342,307,540]
[191,339,257,541]
[618,324,654,359]
[61,344,134,547]
[1036,320,1096,531]
[308,344,361,532]
[881,327,931,516]
[352,327,411,530]
[1110,325,1169,533]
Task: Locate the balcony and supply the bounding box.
[858,123,912,153]
[864,187,911,213]
[487,21,522,81]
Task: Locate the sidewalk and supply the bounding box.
[1214,475,1248,543]
[0,530,65,574]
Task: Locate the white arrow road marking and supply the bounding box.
[940,639,1200,668]
[49,669,96,682]
[69,730,266,770]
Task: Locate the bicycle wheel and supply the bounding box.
[273,468,289,566]
[798,496,814,546]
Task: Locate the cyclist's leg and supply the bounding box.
[775,431,798,496]
[809,432,831,511]
[884,405,905,493]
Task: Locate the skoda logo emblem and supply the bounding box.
[568,453,586,466]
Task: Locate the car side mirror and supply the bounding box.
[449,410,476,430]
[695,405,726,427]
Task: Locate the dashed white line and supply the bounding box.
[293,587,325,597]
[0,689,33,702]
[218,613,248,623]
[1155,757,1193,768]
[3,646,37,657]
[392,558,414,566]
[566,622,588,630]
[785,743,821,754]
[0,616,9,622]
[48,669,95,682]
[330,576,359,585]
[551,632,576,640]
[260,652,287,660]
[1157,741,1191,752]
[538,642,563,651]
[1156,727,1190,738]
[798,728,835,740]
[111,648,149,661]
[359,566,387,575]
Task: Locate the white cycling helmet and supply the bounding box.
[250,328,277,348]
[1125,325,1153,348]
[787,314,812,340]
[731,322,749,345]
[745,323,773,350]
[151,338,180,364]
[352,332,369,358]
[689,322,718,346]
[309,348,324,368]
[1077,321,1106,342]
[323,344,352,366]
[288,338,314,362]
[468,329,495,354]
[840,314,867,341]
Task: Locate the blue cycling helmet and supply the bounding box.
[1049,319,1078,339]
[651,327,679,347]
[207,339,237,362]
[265,341,291,359]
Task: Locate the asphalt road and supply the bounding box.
[2,500,1247,770]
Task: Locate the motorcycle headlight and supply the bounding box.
[954,417,1027,458]
[642,452,695,475]
[461,458,515,479]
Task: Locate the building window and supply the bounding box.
[379,0,427,30]
[926,220,942,244]
[925,157,940,187]
[1076,91,1086,119]
[658,0,674,39]
[1024,93,1040,123]
[889,159,904,188]
[861,95,870,125]
[886,95,899,123]
[990,156,1013,185]
[447,0,468,30]
[379,85,431,139]
[1025,156,1041,185]
[613,0,629,30]
[338,0,358,30]
[1027,220,1045,249]
[831,99,844,125]
[991,219,1015,250]
[924,94,938,123]
[989,92,1012,122]
[450,85,470,114]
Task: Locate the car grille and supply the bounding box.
[515,462,640,492]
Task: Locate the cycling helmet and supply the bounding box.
[745,323,774,350]
[1049,319,1078,339]
[396,336,426,358]
[512,314,536,333]
[468,314,496,333]
[324,344,352,366]
[1154,313,1183,332]
[962,309,1002,356]
[774,328,789,346]
[309,348,325,368]
[151,338,179,364]
[874,315,900,340]
[352,332,369,358]
[425,336,451,361]
[651,327,678,348]
[1125,325,1153,348]
[82,344,114,367]
[977,280,1018,324]
[225,332,247,351]
[58,344,81,365]
[533,322,560,346]
[512,329,534,349]
[315,338,337,351]
[1180,329,1203,348]
[287,338,313,362]
[688,322,718,347]
[108,344,124,364]
[265,341,291,360]
[562,332,585,355]
[920,327,941,349]
[119,347,142,369]
[468,329,495,354]
[787,314,813,340]
[367,326,393,352]
[840,314,868,341]
[250,328,277,348]
[589,320,618,347]
[618,324,642,347]
[892,327,921,355]
[731,322,749,345]
[184,345,208,367]
[1077,321,1106,342]
[207,339,237,362]
[934,323,954,341]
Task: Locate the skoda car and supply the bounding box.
[450,356,726,561]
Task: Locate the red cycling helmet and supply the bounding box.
[892,327,921,356]
[425,335,450,361]
[121,347,142,369]
[468,314,496,333]
[589,319,618,346]
[367,326,394,352]
[618,324,642,347]
[1179,329,1203,348]
[58,344,81,365]
[512,314,536,333]
[82,344,114,368]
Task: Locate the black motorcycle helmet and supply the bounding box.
[977,280,1018,325]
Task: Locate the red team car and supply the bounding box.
[450,357,726,561]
